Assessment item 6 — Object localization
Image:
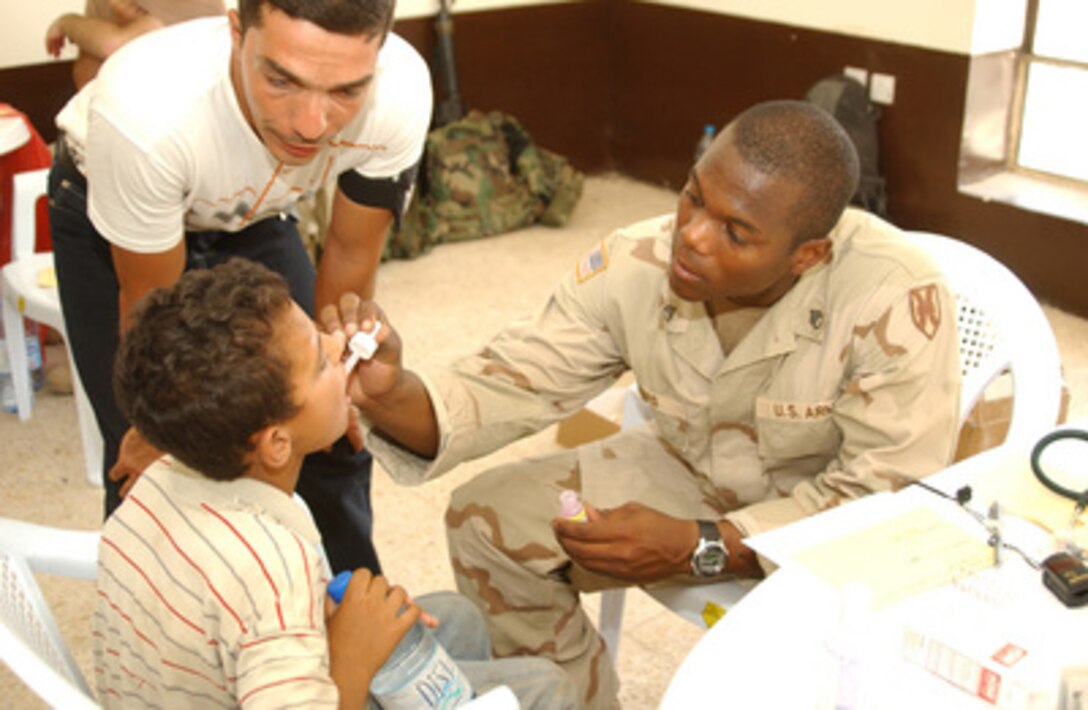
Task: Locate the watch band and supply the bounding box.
[691,519,729,577]
[697,519,721,543]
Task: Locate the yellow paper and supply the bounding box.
[793,507,992,609]
[700,601,725,628]
[967,451,1087,549]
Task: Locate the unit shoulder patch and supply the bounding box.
[908,284,942,340]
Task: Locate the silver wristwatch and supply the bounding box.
[691,520,729,577]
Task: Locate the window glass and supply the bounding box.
[1018,63,1088,182]
[1033,0,1088,62]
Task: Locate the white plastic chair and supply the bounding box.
[1,167,103,487]
[596,230,1065,658]
[0,516,100,709]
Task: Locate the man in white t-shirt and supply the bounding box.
[48,0,432,575]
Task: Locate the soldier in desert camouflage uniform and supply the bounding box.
[328,101,961,708]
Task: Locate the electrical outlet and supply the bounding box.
[843,66,868,87]
[870,73,896,105]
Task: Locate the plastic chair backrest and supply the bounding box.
[903,231,1064,444]
[0,517,100,708]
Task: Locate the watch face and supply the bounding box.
[694,544,728,576]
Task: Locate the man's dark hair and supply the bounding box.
[237,0,395,39]
[114,259,300,481]
[728,100,861,245]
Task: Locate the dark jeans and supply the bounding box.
[48,153,379,575]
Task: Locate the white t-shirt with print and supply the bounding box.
[56,17,432,253]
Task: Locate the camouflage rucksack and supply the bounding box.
[384,110,585,260]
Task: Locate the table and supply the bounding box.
[660,441,1088,709]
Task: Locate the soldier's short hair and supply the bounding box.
[113,259,300,481]
[729,100,860,245]
[237,0,395,40]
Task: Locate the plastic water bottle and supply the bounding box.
[327,571,474,709]
[0,338,14,413]
[0,320,44,414]
[26,324,44,392]
[694,124,716,164]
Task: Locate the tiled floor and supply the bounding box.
[1,174,1085,708]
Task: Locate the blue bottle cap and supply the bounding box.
[327,570,353,603]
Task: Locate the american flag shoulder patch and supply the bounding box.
[575,241,609,283]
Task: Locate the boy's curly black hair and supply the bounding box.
[114,258,300,481]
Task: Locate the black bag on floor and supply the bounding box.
[806,75,889,218]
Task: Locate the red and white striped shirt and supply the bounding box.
[93,456,337,708]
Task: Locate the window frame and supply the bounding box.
[1008,0,1088,188]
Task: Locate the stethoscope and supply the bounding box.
[1030,428,1088,509]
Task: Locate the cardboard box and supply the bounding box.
[901,600,1057,709]
[954,380,1070,462]
[555,386,625,448]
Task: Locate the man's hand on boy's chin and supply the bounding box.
[109,427,162,498]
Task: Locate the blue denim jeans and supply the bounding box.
[47,152,379,574]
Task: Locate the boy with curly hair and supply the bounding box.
[97,258,573,708]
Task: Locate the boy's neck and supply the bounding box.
[243,458,304,496]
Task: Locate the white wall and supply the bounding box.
[397,0,572,19]
[641,0,984,55]
[0,0,571,69]
[2,0,1021,70]
[3,0,85,69]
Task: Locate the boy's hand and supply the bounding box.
[326,570,420,706]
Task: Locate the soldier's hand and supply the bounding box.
[552,502,697,583]
[319,292,404,404]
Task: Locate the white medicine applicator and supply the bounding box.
[343,320,382,374]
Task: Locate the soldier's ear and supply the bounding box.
[790,237,832,276]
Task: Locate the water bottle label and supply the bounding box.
[374,650,472,709]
